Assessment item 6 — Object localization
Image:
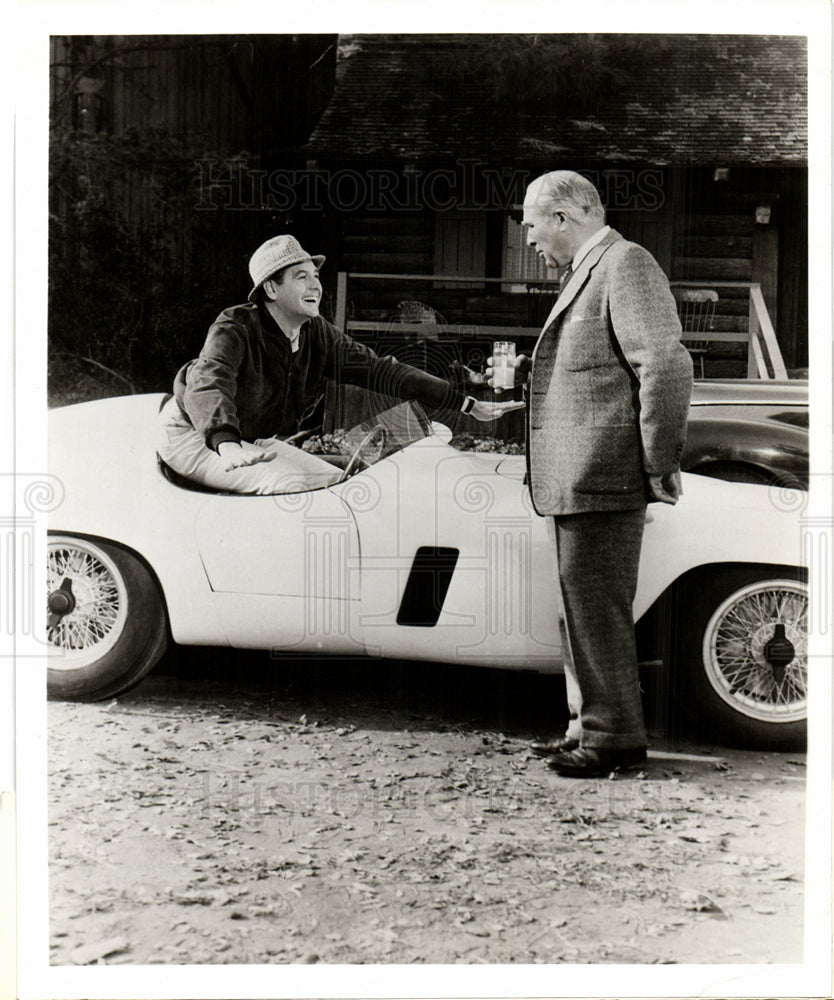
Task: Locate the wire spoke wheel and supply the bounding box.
[46,535,168,701]
[47,539,129,668]
[674,566,808,748]
[702,579,807,725]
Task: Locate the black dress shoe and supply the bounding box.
[546,745,647,778]
[529,735,580,757]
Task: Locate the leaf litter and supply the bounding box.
[47,690,805,965]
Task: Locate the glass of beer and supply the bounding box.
[492,341,516,390]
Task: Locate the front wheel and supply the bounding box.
[673,565,807,749]
[47,535,168,701]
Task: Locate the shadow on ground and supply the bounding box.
[124,644,695,748]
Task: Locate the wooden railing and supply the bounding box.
[670,280,787,380]
[335,272,789,379]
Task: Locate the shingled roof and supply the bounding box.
[305,34,807,166]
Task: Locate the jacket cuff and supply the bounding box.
[209,428,242,452]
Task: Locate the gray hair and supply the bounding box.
[529,171,606,224]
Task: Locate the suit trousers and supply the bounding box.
[553,507,648,749]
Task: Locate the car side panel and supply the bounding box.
[491,454,804,626]
[637,473,805,619]
[194,490,366,655]
[195,490,359,599]
[335,439,564,671]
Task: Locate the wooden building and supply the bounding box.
[48,34,339,398]
[49,33,807,420]
[299,33,808,400]
[49,34,338,310]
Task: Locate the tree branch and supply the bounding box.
[53,352,137,394]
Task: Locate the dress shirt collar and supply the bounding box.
[572,225,611,271]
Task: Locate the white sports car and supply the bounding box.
[47,395,808,749]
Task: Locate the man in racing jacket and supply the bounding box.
[160,235,521,494]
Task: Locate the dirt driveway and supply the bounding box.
[48,650,806,967]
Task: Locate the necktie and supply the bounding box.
[558,264,573,293]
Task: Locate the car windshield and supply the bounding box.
[299,400,435,470]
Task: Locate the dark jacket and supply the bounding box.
[174,303,464,450]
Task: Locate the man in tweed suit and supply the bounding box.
[491,171,693,777]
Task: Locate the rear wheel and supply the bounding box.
[47,535,168,701]
[673,565,807,749]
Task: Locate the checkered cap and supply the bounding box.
[247,235,325,302]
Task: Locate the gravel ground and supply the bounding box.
[47,650,806,967]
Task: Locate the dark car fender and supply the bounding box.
[681,416,808,487]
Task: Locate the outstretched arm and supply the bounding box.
[468,398,526,421]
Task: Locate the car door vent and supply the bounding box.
[396,546,459,627]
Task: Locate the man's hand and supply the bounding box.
[217,440,277,472]
[485,353,532,394]
[648,471,682,504]
[469,399,526,422]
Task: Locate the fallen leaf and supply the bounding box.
[173,893,214,906]
[71,936,129,965]
[678,889,729,918]
[678,829,714,844]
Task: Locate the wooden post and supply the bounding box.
[750,284,788,380]
[335,271,347,332]
[747,290,761,378]
[751,220,779,333]
[322,273,349,432]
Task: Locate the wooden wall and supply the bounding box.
[672,167,806,369]
[50,35,338,327]
[50,35,335,152]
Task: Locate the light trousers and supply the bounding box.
[158,397,342,495]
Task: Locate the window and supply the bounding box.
[502,210,549,292]
[434,211,486,289]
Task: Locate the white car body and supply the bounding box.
[49,394,803,674]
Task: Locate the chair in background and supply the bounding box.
[675,288,718,378]
[393,300,446,333]
[390,300,448,369]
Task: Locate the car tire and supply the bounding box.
[672,564,807,750]
[47,535,168,701]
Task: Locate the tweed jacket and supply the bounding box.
[528,229,693,516]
